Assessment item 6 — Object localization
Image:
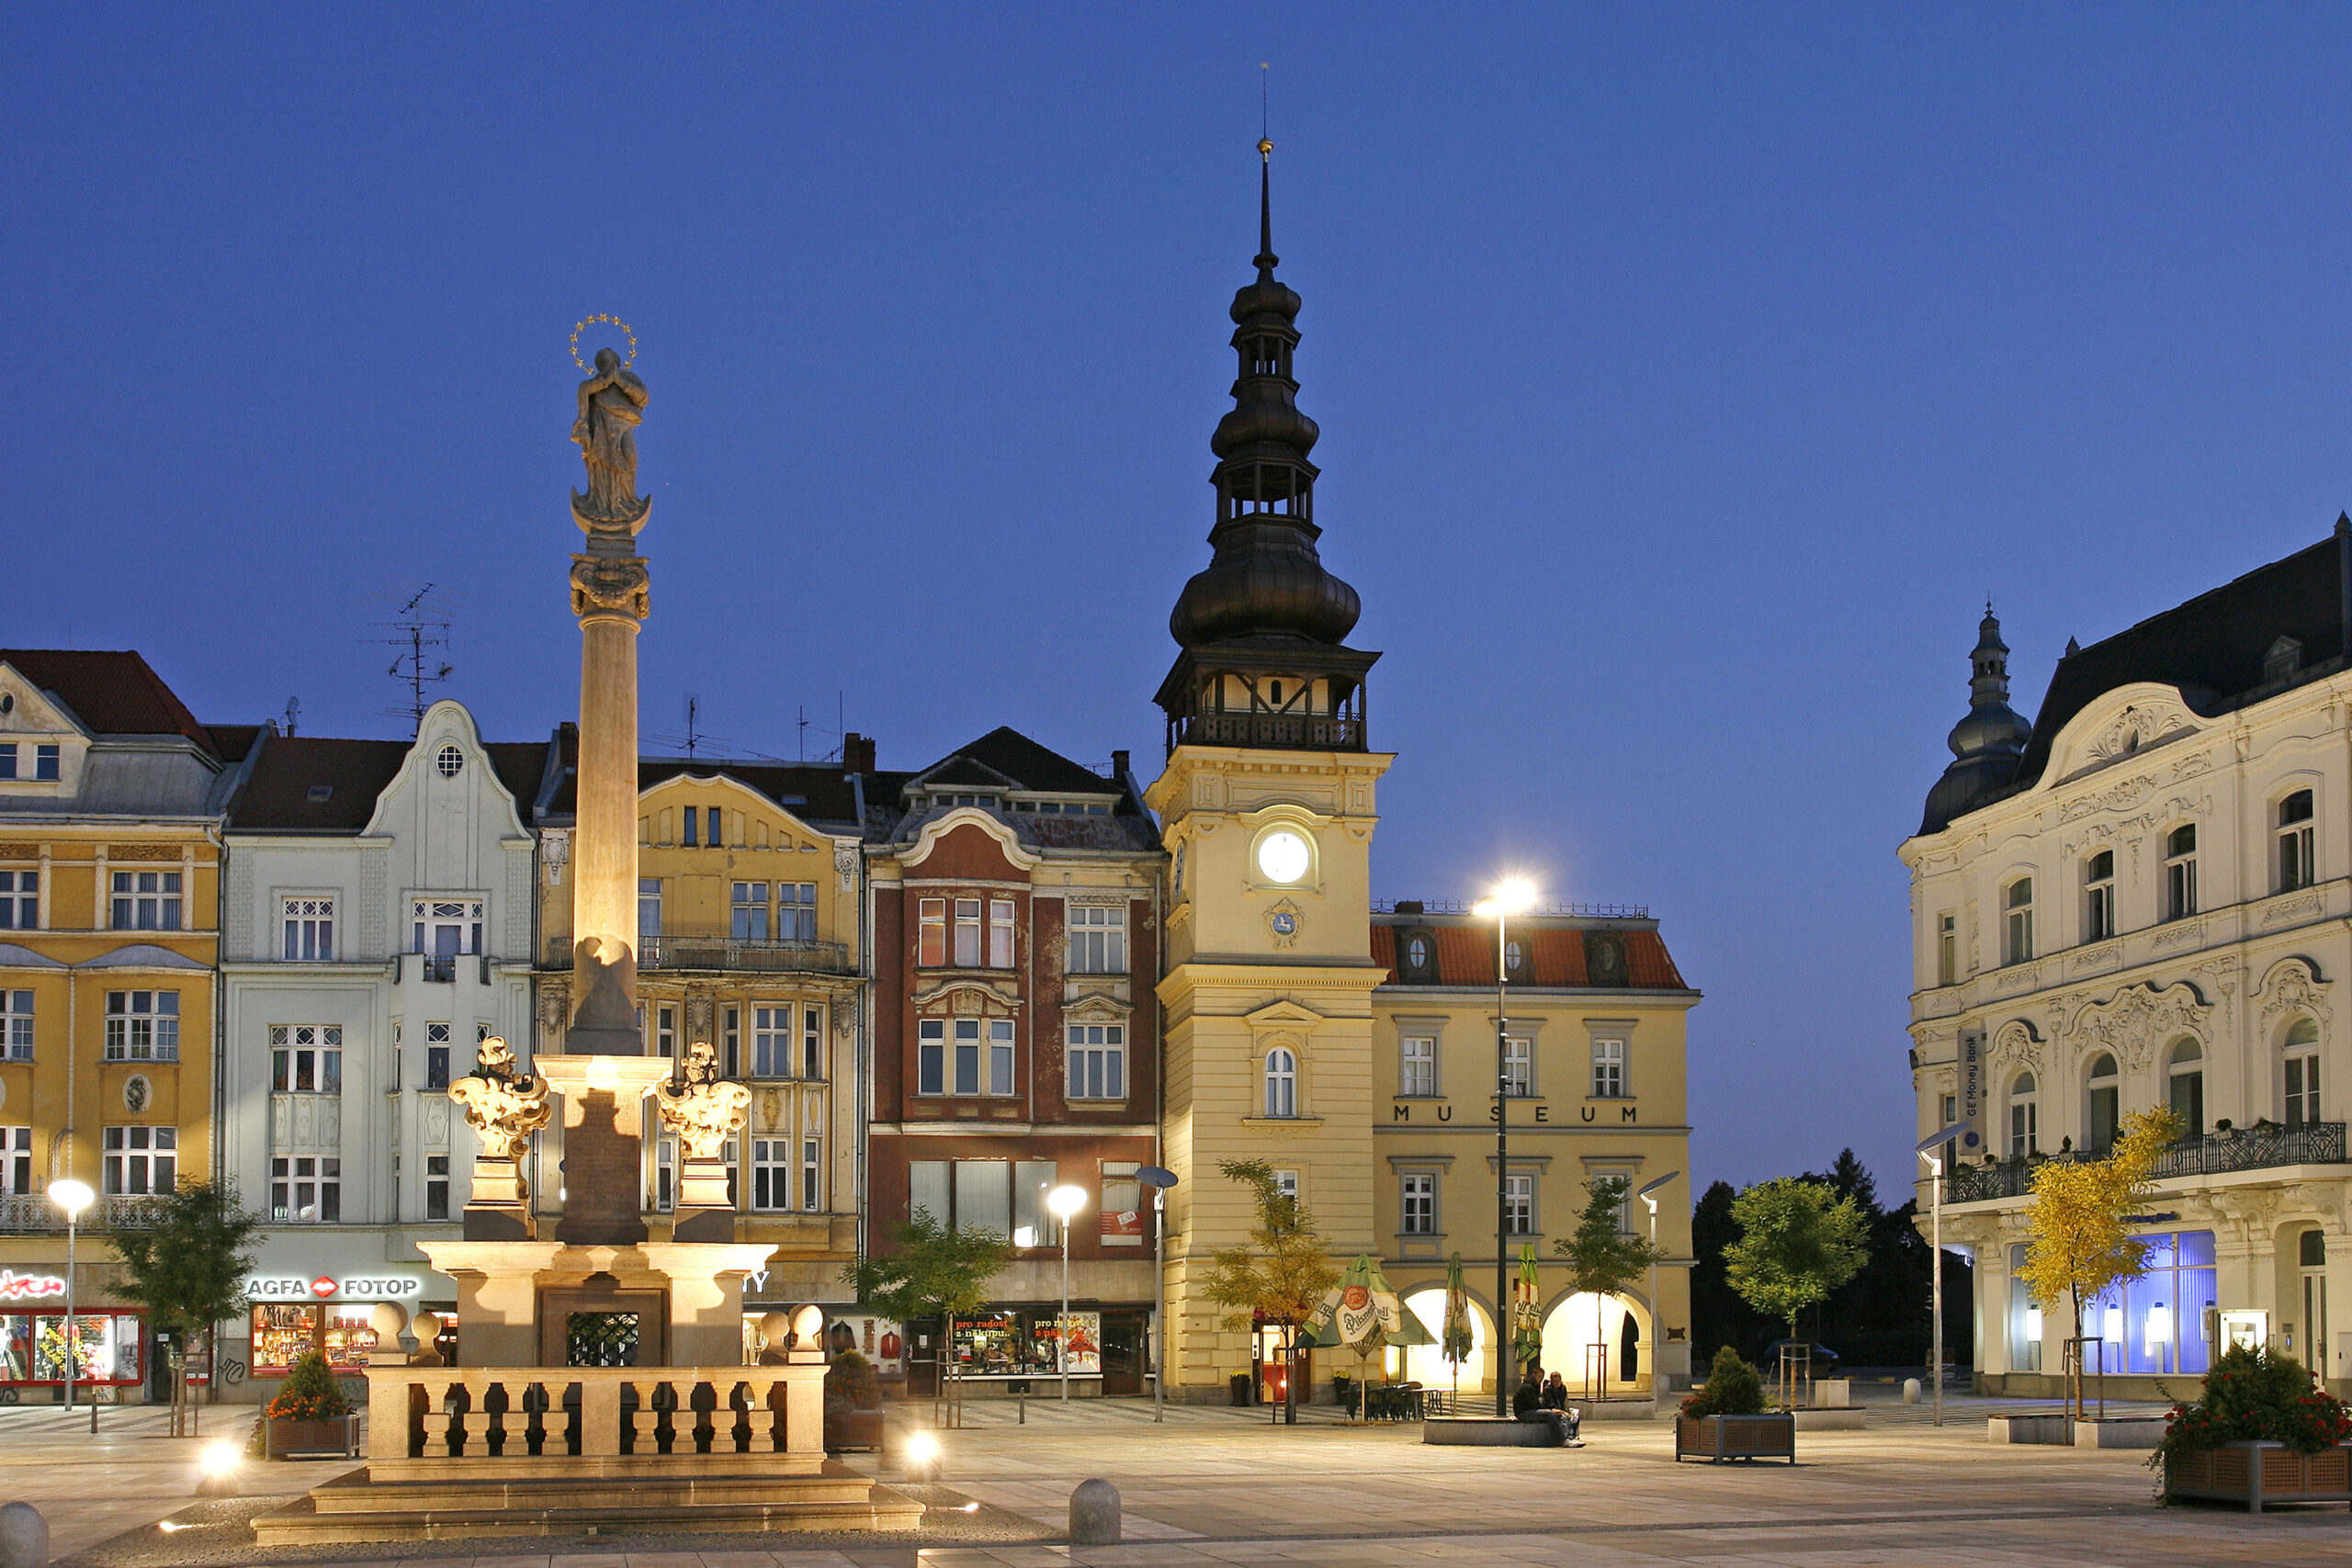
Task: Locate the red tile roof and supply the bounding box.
[0,649,215,753]
[1371,919,1690,993]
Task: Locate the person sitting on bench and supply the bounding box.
[1542,1371,1583,1443]
[1513,1366,1576,1445]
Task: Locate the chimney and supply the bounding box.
[1110,749,1130,782]
[842,732,876,773]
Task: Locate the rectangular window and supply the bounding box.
[425,1021,451,1089]
[954,1159,1011,1237]
[268,1155,340,1223]
[1399,1035,1434,1097]
[411,898,485,956]
[2083,851,2115,943]
[654,1004,676,1058]
[2165,828,2198,921]
[1067,1024,1126,1100]
[2,992,29,1061]
[917,1020,944,1096]
[34,745,57,782]
[2009,1098,2038,1157]
[989,900,1016,968]
[918,898,946,966]
[638,877,662,940]
[2280,792,2317,894]
[281,897,334,961]
[953,1019,982,1095]
[1936,913,1957,987]
[802,1136,821,1212]
[682,806,700,849]
[0,745,10,780]
[424,1154,449,1220]
[268,1025,343,1091]
[952,899,981,965]
[988,1018,1014,1096]
[778,883,817,942]
[722,1005,741,1078]
[102,1126,176,1196]
[751,1137,790,1211]
[1015,1160,1058,1244]
[1101,1160,1142,1245]
[104,991,179,1062]
[0,1128,30,1195]
[752,1006,793,1077]
[803,1005,824,1079]
[1504,1173,1533,1235]
[1591,1037,1627,1099]
[110,870,183,931]
[1503,1036,1532,1098]
[0,871,36,931]
[909,1159,950,1227]
[1274,1169,1299,1201]
[1067,905,1127,974]
[1401,1173,1435,1235]
[731,882,769,941]
[2005,878,2035,964]
[2287,1055,2322,1130]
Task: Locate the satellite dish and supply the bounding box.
[1136,1166,1178,1189]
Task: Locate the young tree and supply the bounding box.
[839,1209,1012,1406]
[2017,1105,2180,1418]
[1724,1177,1869,1401]
[108,1179,263,1435]
[1554,1176,1666,1394]
[1201,1157,1341,1426]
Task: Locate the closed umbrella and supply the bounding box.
[1442,1252,1474,1406]
[1300,1255,1434,1419]
[1512,1242,1544,1380]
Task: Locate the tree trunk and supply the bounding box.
[2069,1288,2084,1423]
[1283,1327,1297,1427]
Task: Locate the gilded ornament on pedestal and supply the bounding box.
[655,1041,752,1160]
[447,1035,553,1162]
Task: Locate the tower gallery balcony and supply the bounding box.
[542,930,852,976]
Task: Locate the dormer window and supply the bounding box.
[0,744,60,783]
[2266,636,2303,682]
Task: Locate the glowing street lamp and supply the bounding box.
[48,1179,93,1431]
[1047,1184,1090,1403]
[1473,878,1537,1417]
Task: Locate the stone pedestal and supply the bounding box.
[461,1156,535,1241]
[417,1238,773,1370]
[673,1156,738,1243]
[537,1055,672,1246]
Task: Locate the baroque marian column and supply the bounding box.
[539,344,668,1247]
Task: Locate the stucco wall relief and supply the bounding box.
[2257,956,2331,1026]
[2064,980,2211,1075]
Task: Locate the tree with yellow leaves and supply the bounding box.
[1202,1157,1342,1427]
[2017,1105,2182,1418]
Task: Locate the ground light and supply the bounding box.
[903,1428,941,1483]
[196,1438,242,1496]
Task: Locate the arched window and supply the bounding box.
[2008,1071,2039,1157]
[2004,878,2035,964]
[2284,1017,2322,1130]
[1264,1048,1297,1119]
[2086,1053,2120,1155]
[2167,1038,2204,1133]
[2083,852,2115,942]
[2279,790,2317,893]
[2164,826,2199,920]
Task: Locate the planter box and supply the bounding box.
[2166,1440,2352,1512]
[266,1414,359,1460]
[1675,1412,1795,1463]
[825,1408,885,1454]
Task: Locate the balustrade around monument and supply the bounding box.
[366,1362,827,1476]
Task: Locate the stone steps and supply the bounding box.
[251,1463,924,1545]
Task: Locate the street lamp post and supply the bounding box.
[1917,1121,1968,1429]
[1474,879,1535,1418]
[1048,1184,1090,1403]
[1635,1170,1680,1391]
[48,1179,93,1432]
[1137,1166,1179,1423]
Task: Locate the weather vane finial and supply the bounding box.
[1260,62,1272,158]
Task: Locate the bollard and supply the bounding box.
[1069,1478,1120,1545]
[1902,1378,1921,1404]
[0,1502,47,1568]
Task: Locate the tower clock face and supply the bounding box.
[1256,829,1311,885]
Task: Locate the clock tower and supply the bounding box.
[1148,141,1393,1399]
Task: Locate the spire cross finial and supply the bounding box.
[1256,63,1277,275]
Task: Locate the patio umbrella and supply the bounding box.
[1441,1252,1474,1402]
[1299,1256,1434,1418]
[1511,1242,1544,1377]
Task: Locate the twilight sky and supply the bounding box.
[8,6,2352,1199]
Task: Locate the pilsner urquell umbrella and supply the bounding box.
[1512,1242,1544,1377]
[1442,1252,1474,1403]
[1300,1255,1433,1419]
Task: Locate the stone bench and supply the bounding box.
[1421,1417,1565,1447]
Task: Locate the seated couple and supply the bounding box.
[1513,1367,1583,1445]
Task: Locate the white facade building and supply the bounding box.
[1904,529,2352,1397]
[217,700,545,1398]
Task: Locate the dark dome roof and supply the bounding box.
[1170,524,1361,647]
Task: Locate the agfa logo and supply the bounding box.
[311,1276,337,1299]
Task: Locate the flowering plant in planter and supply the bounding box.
[263,1348,352,1423]
[2153,1343,2351,1477]
[1679,1346,1768,1419]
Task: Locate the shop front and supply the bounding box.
[0,1269,145,1404]
[898,1304,1151,1398]
[225,1235,451,1403]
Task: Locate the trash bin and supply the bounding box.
[1229,1372,1253,1407]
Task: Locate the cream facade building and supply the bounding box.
[1905,530,2352,1396]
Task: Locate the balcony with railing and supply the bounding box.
[1170,712,1364,751]
[1946,1122,2349,1203]
[0,1194,167,1233]
[543,931,853,976]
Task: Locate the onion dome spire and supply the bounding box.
[1920,608,2034,833]
[1169,137,1362,649]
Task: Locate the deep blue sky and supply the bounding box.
[9,7,2352,1199]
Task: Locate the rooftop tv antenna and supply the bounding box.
[651,693,733,761]
[281,696,300,738]
[368,582,458,734]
